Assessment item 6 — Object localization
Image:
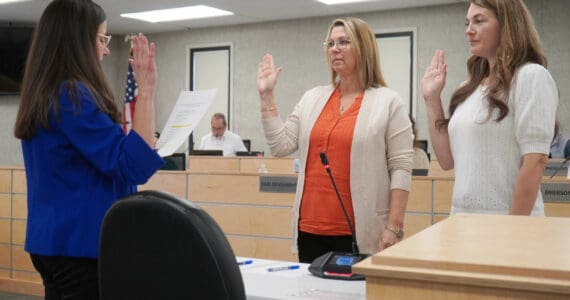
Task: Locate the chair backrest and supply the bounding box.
[99,190,245,300]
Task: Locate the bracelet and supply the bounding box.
[261,106,277,112]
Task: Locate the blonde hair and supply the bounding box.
[440,0,546,128]
[325,17,386,89]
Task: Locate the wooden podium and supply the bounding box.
[353,214,570,299]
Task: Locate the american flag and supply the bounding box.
[122,53,137,134]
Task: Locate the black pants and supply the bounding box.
[30,254,99,300]
[297,230,353,263]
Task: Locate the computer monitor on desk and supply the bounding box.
[236,151,264,157]
[188,149,223,156]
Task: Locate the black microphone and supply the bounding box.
[319,152,359,255]
[308,152,369,281]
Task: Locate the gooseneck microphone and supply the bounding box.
[549,156,569,179]
[319,152,359,255]
[308,152,369,281]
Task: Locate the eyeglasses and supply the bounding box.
[97,33,112,48]
[323,39,351,50]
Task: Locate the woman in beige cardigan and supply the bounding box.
[257,17,414,263]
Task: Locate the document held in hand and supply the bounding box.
[156,89,218,157]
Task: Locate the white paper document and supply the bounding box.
[156,89,217,157]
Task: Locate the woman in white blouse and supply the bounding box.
[421,0,558,216]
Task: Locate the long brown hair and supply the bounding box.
[325,17,387,89]
[439,0,546,128]
[14,0,119,140]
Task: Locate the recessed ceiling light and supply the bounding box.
[121,5,234,23]
[0,0,32,4]
[315,0,374,5]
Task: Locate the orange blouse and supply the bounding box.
[299,87,363,236]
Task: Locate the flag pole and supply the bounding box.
[122,33,137,134]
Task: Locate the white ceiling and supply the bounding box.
[0,0,467,34]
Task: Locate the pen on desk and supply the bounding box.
[267,265,300,272]
[238,259,253,266]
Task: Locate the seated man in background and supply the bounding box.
[551,120,570,159]
[199,112,247,156]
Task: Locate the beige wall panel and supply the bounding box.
[12,246,34,272]
[0,194,10,218]
[11,195,26,220]
[545,203,570,218]
[200,204,292,238]
[408,179,432,212]
[189,174,295,206]
[12,219,25,245]
[0,219,9,244]
[227,236,297,262]
[0,170,9,193]
[12,170,26,194]
[404,214,432,238]
[11,271,41,283]
[0,245,9,269]
[188,157,239,172]
[239,157,295,174]
[434,180,453,213]
[139,172,187,198]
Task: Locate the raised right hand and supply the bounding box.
[129,33,157,97]
[421,50,446,105]
[257,54,282,96]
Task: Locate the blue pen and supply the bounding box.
[267,265,300,272]
[238,259,253,266]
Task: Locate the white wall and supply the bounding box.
[1,0,568,165]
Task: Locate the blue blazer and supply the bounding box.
[22,82,164,258]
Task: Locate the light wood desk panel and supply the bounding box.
[12,169,26,194]
[0,219,9,244]
[0,170,9,193]
[227,236,297,262]
[354,214,570,299]
[545,203,570,218]
[12,246,34,272]
[433,180,453,213]
[239,157,295,174]
[188,156,239,172]
[11,219,25,245]
[199,204,293,238]
[408,179,432,212]
[189,173,295,206]
[138,171,187,198]
[0,194,10,218]
[403,213,431,238]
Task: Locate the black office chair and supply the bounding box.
[99,190,246,300]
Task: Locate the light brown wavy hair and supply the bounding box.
[438,0,546,128]
[325,17,387,89]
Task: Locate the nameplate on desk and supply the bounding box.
[412,169,429,176]
[541,182,570,203]
[260,176,297,193]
